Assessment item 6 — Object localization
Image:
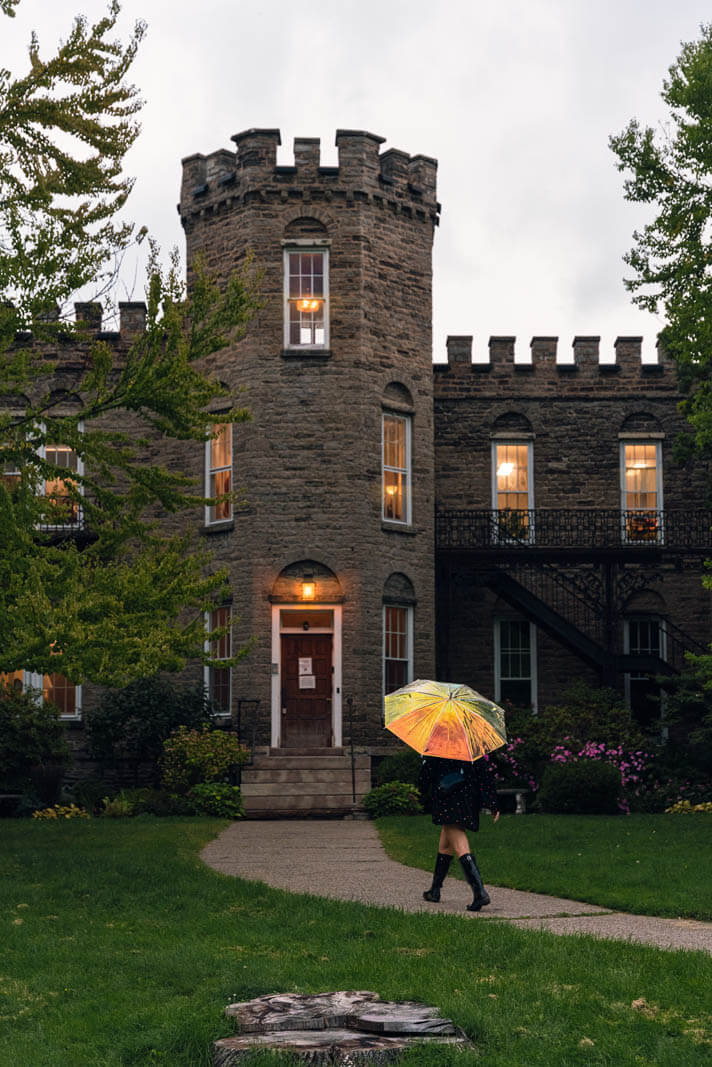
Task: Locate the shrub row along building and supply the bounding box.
[7,129,712,815]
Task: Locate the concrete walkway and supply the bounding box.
[201,819,712,955]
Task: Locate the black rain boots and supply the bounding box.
[459,853,491,911]
[423,852,453,902]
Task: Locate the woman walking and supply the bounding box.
[417,756,500,911]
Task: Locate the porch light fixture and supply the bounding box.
[296,298,322,313]
[301,578,316,601]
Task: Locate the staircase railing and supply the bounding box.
[436,508,712,551]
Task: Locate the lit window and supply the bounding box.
[493,441,533,541]
[383,605,412,694]
[206,424,232,525]
[382,414,411,524]
[621,441,662,542]
[206,605,232,715]
[495,619,536,709]
[43,441,82,527]
[1,455,20,492]
[284,248,328,348]
[43,672,80,718]
[0,670,24,693]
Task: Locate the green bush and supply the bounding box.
[0,686,69,797]
[362,781,422,818]
[188,781,244,818]
[538,759,622,815]
[373,748,422,787]
[161,726,249,794]
[505,683,649,788]
[70,777,111,814]
[84,676,214,782]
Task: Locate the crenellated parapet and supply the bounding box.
[179,128,439,230]
[435,333,675,397]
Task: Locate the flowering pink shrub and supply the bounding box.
[488,738,538,793]
[549,736,650,813]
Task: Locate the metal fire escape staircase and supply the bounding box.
[436,508,711,681]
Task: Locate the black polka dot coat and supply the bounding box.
[417,756,499,832]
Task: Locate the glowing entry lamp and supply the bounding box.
[296,298,322,313]
[301,579,316,601]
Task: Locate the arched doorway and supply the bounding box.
[270,561,343,749]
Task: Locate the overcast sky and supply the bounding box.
[5,0,711,362]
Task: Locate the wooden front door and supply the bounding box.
[281,633,332,748]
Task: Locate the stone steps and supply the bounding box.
[240,751,371,817]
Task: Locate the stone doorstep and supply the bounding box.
[243,769,372,785]
[248,755,371,770]
[242,780,371,797]
[214,991,470,1065]
[241,796,366,814]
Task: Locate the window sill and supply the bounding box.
[202,519,235,535]
[280,348,332,361]
[381,521,417,535]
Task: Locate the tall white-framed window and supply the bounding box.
[383,604,413,694]
[43,672,82,719]
[1,669,82,720]
[494,618,537,710]
[1,455,20,491]
[284,245,329,348]
[382,413,412,524]
[205,605,232,716]
[41,435,83,528]
[205,423,232,525]
[624,617,666,729]
[620,440,663,543]
[492,440,534,542]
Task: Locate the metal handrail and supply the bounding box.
[436,509,712,550]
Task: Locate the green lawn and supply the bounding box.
[376,813,712,921]
[1,818,710,1066]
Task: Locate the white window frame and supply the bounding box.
[382,412,412,525]
[619,438,663,544]
[382,604,414,696]
[37,423,84,529]
[494,618,537,711]
[204,423,233,526]
[283,241,330,350]
[491,438,534,543]
[624,616,668,735]
[22,670,82,721]
[204,605,232,718]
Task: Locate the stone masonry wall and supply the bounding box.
[178,129,439,749]
[433,334,711,709]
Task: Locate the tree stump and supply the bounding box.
[214,990,471,1064]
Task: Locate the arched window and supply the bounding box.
[283,218,329,350]
[383,573,415,694]
[491,414,534,543]
[619,414,664,543]
[382,383,414,525]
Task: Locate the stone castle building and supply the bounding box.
[8,129,712,814]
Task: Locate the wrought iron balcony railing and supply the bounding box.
[436,509,712,551]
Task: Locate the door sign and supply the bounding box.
[299,674,316,689]
[298,657,312,675]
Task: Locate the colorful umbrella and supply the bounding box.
[384,679,507,762]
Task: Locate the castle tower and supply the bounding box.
[178,129,439,790]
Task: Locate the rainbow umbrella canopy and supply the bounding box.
[384,679,507,762]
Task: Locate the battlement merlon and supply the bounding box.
[179,128,439,213]
[437,334,673,376]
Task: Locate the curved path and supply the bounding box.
[202,819,712,955]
